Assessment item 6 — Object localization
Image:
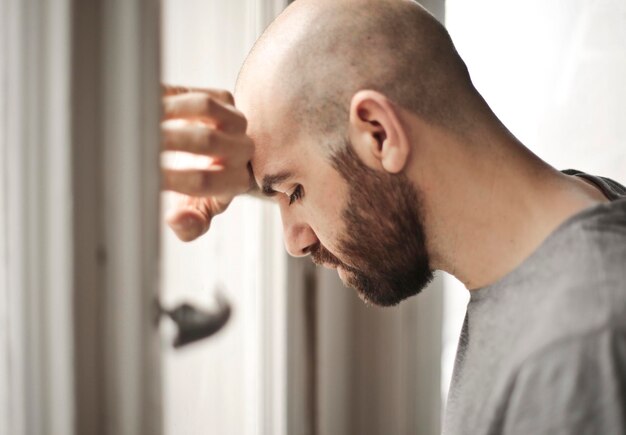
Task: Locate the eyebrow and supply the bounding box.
[261,171,294,197]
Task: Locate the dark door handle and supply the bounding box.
[158,292,231,348]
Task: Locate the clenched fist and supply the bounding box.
[161,85,254,242]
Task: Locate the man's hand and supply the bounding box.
[161,85,253,242]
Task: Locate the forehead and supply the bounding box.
[249,126,308,189]
[236,81,306,185]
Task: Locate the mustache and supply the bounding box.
[310,243,342,268]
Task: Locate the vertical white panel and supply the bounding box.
[0,0,11,431]
[1,0,75,434]
[0,0,8,429]
[160,1,288,435]
[1,1,28,432]
[1,0,162,433]
[42,0,74,432]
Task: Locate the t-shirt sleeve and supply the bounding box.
[501,328,626,435]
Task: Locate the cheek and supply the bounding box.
[302,154,350,251]
[305,193,346,253]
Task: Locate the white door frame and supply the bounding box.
[0,0,162,434]
[1,0,75,433]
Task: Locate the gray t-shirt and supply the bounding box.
[444,171,626,435]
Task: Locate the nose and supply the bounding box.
[280,209,319,257]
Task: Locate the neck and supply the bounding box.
[412,125,608,290]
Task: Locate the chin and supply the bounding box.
[335,268,360,293]
[336,268,372,303]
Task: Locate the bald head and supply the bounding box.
[237,0,481,148]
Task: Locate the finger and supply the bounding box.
[162,84,235,105]
[162,167,250,197]
[166,197,212,242]
[163,93,247,133]
[168,206,210,242]
[161,122,253,164]
[166,195,232,242]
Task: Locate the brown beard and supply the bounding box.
[310,142,433,306]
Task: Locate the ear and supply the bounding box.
[348,90,410,174]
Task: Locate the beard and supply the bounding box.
[310,142,433,307]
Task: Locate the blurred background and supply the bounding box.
[1,0,625,434]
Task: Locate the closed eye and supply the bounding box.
[288,185,303,205]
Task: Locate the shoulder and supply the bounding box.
[538,199,626,330]
[516,326,626,379]
[505,200,626,370]
[501,327,626,434]
[562,169,626,200]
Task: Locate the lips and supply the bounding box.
[310,243,342,268]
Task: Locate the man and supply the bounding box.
[162,0,626,433]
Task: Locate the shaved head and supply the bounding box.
[237,0,478,148]
[234,0,487,305]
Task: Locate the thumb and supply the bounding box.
[166,195,217,242]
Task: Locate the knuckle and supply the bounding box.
[219,90,235,105]
[234,109,248,133]
[197,171,213,193]
[201,128,215,151]
[160,129,171,149]
[162,97,175,117]
[202,94,216,115]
